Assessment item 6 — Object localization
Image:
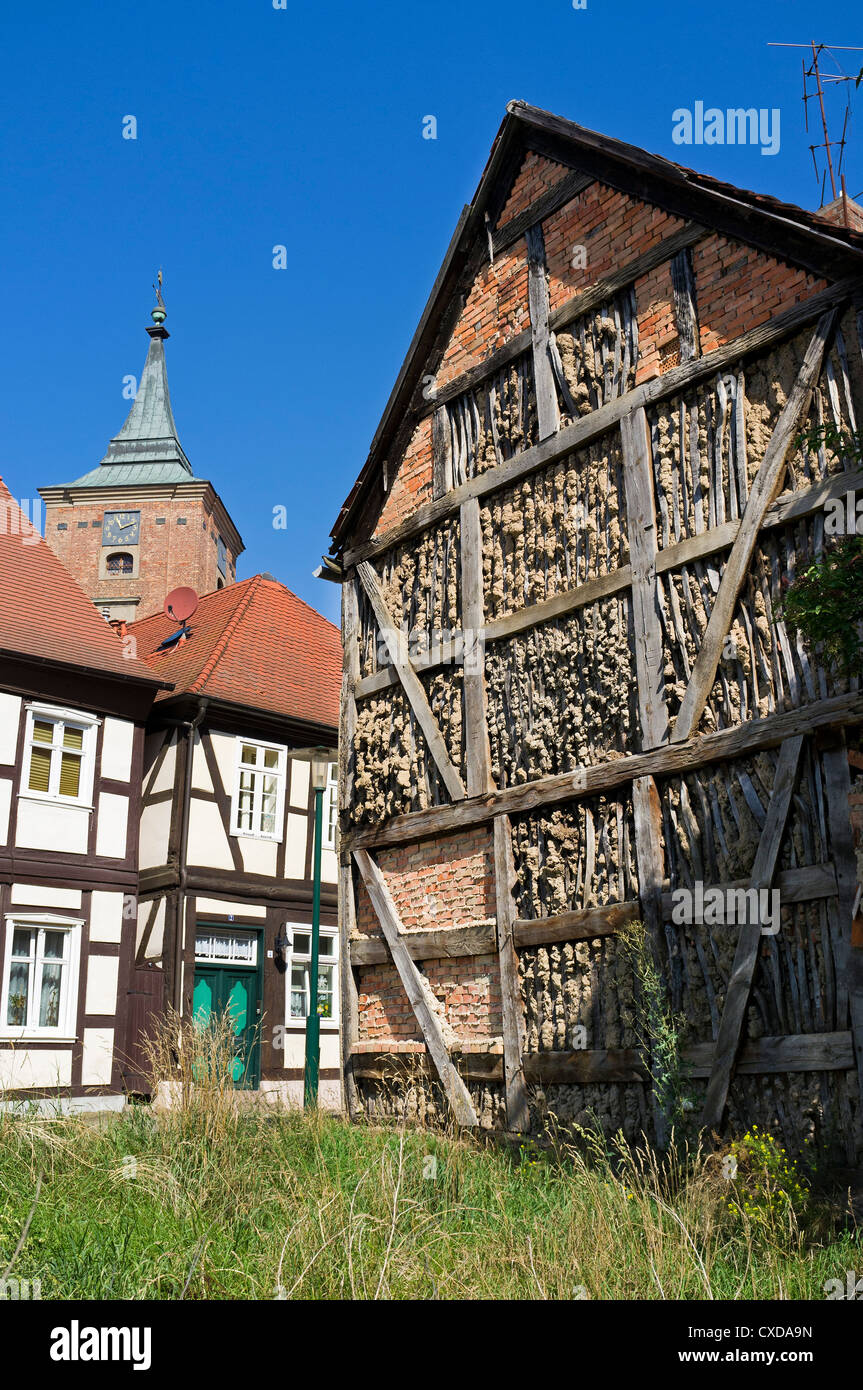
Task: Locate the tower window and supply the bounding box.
[106,552,134,575]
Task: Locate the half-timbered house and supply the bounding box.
[0,479,169,1112]
[328,103,863,1157]
[130,574,342,1105]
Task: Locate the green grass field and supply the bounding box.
[0,1101,859,1300]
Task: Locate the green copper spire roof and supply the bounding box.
[68,305,195,487]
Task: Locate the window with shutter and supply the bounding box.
[22,706,97,806]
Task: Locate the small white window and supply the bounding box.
[322,763,338,851]
[287,926,338,1025]
[195,929,257,966]
[231,739,286,841]
[22,704,99,806]
[1,915,82,1039]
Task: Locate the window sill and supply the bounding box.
[0,1033,77,1044]
[17,794,93,811]
[231,830,284,844]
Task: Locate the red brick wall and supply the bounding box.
[374,416,434,539]
[356,826,495,937]
[358,954,502,1042]
[437,240,530,388]
[497,150,572,225]
[693,235,827,355]
[43,493,238,619]
[544,184,687,314]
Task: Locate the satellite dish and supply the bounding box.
[164,587,199,623]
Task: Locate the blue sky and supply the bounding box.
[0,0,859,626]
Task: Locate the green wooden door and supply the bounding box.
[192,966,260,1089]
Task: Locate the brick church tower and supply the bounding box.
[39,301,244,623]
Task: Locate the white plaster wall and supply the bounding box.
[187,797,234,869]
[289,758,309,807]
[195,898,267,918]
[239,836,278,876]
[90,890,124,944]
[0,1048,72,1089]
[10,884,82,909]
[210,730,237,797]
[81,1029,114,1086]
[139,798,172,870]
[101,717,134,782]
[16,799,89,855]
[0,780,10,847]
[191,732,214,792]
[140,898,166,961]
[84,956,120,1016]
[321,846,337,884]
[95,793,128,858]
[146,733,176,794]
[284,812,307,880]
[0,693,21,764]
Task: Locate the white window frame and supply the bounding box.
[230,737,287,842]
[0,914,83,1041]
[20,703,99,809]
[194,928,258,967]
[285,923,339,1029]
[321,763,338,851]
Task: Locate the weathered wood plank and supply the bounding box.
[350,920,497,966]
[621,406,669,748]
[525,223,560,441]
[344,691,863,852]
[513,900,641,947]
[339,572,359,814]
[684,1031,854,1077]
[670,247,699,362]
[493,815,530,1131]
[491,169,594,256]
[822,742,863,1134]
[355,560,466,801]
[432,404,451,500]
[343,279,855,568]
[460,497,494,795]
[352,1031,856,1085]
[353,848,478,1126]
[632,774,670,1146]
[701,734,806,1131]
[338,861,360,1119]
[673,311,838,742]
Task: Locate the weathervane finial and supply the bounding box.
[151,268,167,325]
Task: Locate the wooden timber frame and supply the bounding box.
[332,123,863,1146]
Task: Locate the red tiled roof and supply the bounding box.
[130,575,340,730]
[0,477,167,687]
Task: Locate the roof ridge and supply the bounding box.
[187,574,265,695]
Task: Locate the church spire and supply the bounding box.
[96,292,193,475]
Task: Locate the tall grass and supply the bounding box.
[0,1009,858,1300]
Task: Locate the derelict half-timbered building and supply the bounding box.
[329,103,863,1157]
[0,480,168,1112]
[130,575,342,1106]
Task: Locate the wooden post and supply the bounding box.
[621,404,669,750]
[353,849,479,1127]
[356,560,466,801]
[822,741,863,1144]
[338,859,360,1120]
[340,572,359,815]
[493,815,530,1132]
[673,310,837,743]
[460,497,494,796]
[631,774,670,1148]
[701,734,805,1132]
[525,223,560,442]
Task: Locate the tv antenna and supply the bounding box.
[768,40,861,213]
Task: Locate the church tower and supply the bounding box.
[39,300,244,622]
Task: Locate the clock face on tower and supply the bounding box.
[102,510,141,545]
